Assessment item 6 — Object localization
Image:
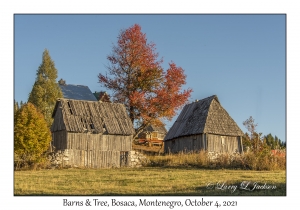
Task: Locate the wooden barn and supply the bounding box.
[51,98,135,168]
[137,124,167,146]
[164,95,244,154]
[93,91,111,103]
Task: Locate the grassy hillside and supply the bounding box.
[14,168,286,196]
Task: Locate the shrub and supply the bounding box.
[14,102,52,170]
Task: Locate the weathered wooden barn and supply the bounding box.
[164,95,244,154]
[51,98,135,168]
[137,124,167,146]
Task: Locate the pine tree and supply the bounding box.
[14,100,19,114]
[263,133,285,149]
[28,49,62,127]
[264,133,275,149]
[14,102,52,168]
[274,136,279,149]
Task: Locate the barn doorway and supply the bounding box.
[221,136,225,153]
[120,151,129,167]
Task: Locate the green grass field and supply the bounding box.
[14,167,286,196]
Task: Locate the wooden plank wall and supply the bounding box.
[164,134,242,154]
[238,136,243,153]
[207,134,241,153]
[65,133,132,151]
[164,134,205,153]
[51,107,66,132]
[52,130,68,150]
[67,150,121,168]
[53,132,132,168]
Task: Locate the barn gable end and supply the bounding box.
[164,95,244,154]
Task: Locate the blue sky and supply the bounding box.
[14,14,286,142]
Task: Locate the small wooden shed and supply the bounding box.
[51,98,135,168]
[137,124,167,146]
[93,91,111,103]
[164,95,244,154]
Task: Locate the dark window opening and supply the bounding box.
[81,118,87,129]
[90,123,95,129]
[120,151,129,167]
[67,101,73,115]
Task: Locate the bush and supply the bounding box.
[240,150,286,171]
[14,102,52,170]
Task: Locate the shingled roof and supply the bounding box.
[164,95,244,141]
[51,98,135,135]
[143,124,168,134]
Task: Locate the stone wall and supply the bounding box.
[48,150,70,168]
[130,150,148,167]
[207,151,241,161]
[206,151,242,168]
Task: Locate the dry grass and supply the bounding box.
[132,144,163,153]
[14,148,286,196]
[14,167,286,196]
[146,151,286,171]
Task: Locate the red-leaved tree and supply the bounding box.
[99,24,192,137]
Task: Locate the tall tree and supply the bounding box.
[274,135,279,149]
[263,133,285,149]
[14,102,52,169]
[28,49,62,127]
[98,24,192,137]
[243,116,265,153]
[242,116,257,140]
[264,133,275,149]
[14,99,19,114]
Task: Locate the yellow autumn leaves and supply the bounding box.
[14,102,52,167]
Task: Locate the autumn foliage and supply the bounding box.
[99,24,192,136]
[14,102,52,169]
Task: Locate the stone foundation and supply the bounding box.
[48,150,70,168]
[130,150,148,167]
